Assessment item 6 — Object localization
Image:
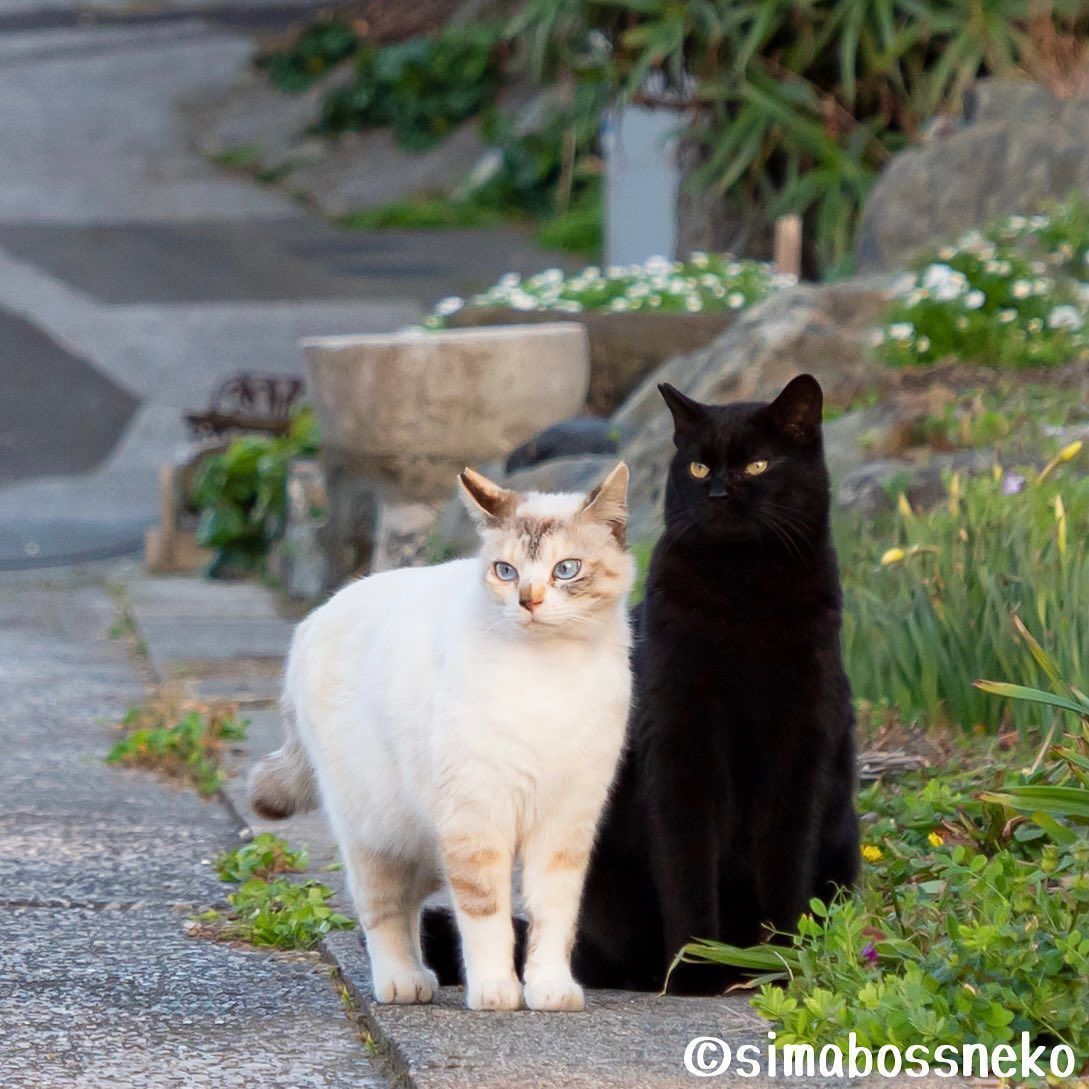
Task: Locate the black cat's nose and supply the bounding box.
[708,480,730,499]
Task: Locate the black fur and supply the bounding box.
[574,375,859,992]
[422,376,859,994]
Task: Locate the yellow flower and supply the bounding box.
[928,831,944,848]
[1037,440,1084,483]
[1055,493,1068,557]
[880,548,906,566]
[861,844,884,863]
[948,472,961,516]
[897,492,914,520]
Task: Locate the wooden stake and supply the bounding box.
[773,214,802,280]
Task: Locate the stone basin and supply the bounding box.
[303,323,591,502]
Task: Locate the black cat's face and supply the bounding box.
[659,375,830,547]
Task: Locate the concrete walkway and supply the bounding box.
[0,565,385,1088]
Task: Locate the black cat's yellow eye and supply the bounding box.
[689,462,710,479]
[745,460,769,476]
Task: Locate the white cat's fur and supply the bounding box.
[250,464,634,1012]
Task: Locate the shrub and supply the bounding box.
[423,251,785,327]
[879,195,1089,368]
[107,697,247,796]
[676,678,1089,1072]
[317,26,503,151]
[256,17,359,93]
[190,408,319,576]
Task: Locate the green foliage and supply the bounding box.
[215,833,308,882]
[190,409,319,576]
[840,447,1088,734]
[472,76,609,217]
[628,538,655,605]
[257,17,359,93]
[677,694,1089,1068]
[199,832,354,950]
[107,701,247,796]
[198,878,354,950]
[423,251,781,327]
[213,145,264,170]
[317,26,502,150]
[880,195,1089,368]
[513,0,1089,273]
[536,185,603,259]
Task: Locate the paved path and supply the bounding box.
[0,566,385,1088]
[0,10,570,570]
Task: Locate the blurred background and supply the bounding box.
[2,0,1088,634]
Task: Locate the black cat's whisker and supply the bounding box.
[760,501,819,531]
[755,511,806,559]
[755,515,798,558]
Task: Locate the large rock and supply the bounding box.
[615,276,898,538]
[856,79,1089,270]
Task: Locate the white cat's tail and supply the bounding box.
[248,691,319,821]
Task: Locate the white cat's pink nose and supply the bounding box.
[519,585,545,612]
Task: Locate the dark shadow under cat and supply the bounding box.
[422,374,860,995]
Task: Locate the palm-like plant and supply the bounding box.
[512,0,1089,272]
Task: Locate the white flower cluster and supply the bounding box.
[423,253,790,327]
[878,202,1089,367]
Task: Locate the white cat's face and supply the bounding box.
[459,465,635,636]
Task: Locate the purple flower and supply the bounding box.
[1002,472,1026,496]
[861,943,879,966]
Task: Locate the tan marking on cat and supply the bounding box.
[350,846,439,929]
[546,846,590,872]
[448,873,499,917]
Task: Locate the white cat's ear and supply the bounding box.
[458,467,517,526]
[580,462,629,546]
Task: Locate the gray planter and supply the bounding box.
[447,307,734,415]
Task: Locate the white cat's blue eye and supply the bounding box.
[552,559,581,581]
[493,561,518,582]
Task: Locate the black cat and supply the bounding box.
[421,375,860,995]
[572,374,860,993]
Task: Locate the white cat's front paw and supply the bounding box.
[465,976,523,1011]
[524,971,585,1012]
[373,968,438,1005]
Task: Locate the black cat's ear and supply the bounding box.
[458,468,517,526]
[768,374,823,443]
[658,383,707,446]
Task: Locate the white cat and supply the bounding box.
[250,463,635,1012]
